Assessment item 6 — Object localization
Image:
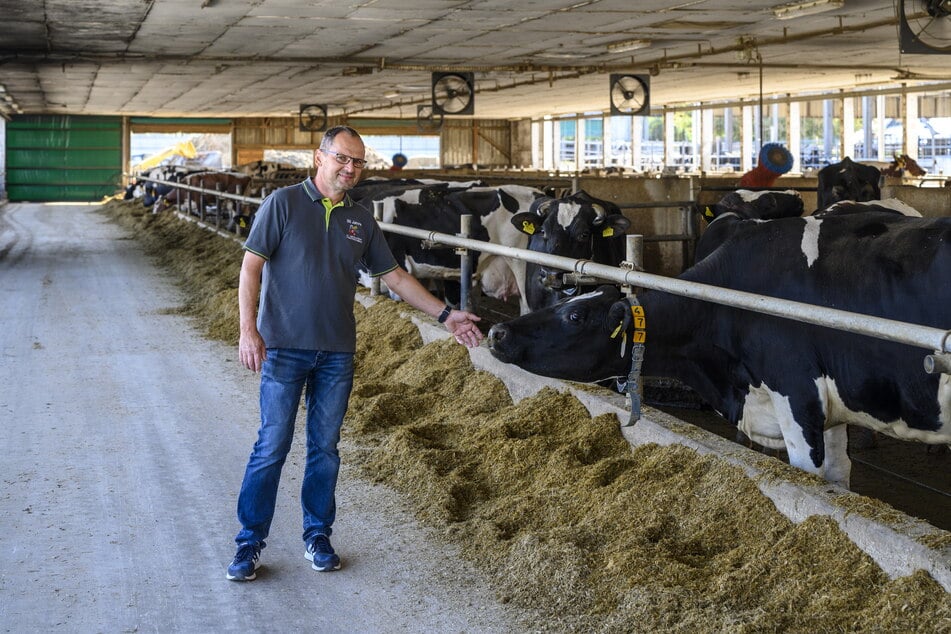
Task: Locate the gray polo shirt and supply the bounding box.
[243,177,398,352]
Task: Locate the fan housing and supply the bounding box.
[899,0,951,54]
[299,104,328,132]
[432,72,475,116]
[609,74,650,116]
[417,104,444,132]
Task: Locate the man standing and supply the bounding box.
[227,126,483,581]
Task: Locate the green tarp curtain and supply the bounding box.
[6,115,123,202]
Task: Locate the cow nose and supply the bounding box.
[487,324,506,348]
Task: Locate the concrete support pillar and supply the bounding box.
[788,100,801,172]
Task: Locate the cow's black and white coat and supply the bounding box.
[349,178,544,313]
[488,209,951,487]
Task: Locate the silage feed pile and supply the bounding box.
[100,199,951,633]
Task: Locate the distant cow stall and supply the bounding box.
[143,169,253,234]
[235,161,312,199]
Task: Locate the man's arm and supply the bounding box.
[238,251,267,371]
[380,267,484,348]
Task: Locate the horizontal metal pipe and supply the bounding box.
[380,222,951,354]
[615,200,696,209]
[138,176,261,206]
[136,178,950,355]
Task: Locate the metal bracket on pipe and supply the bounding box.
[421,239,454,250]
[924,353,951,375]
[561,273,600,286]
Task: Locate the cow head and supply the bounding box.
[816,157,881,211]
[703,189,804,222]
[487,285,634,382]
[510,191,631,309]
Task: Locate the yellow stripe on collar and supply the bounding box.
[321,197,345,228]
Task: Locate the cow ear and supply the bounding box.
[511,211,538,235]
[530,197,556,216]
[600,214,631,238]
[607,300,632,337]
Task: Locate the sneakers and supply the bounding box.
[305,534,341,572]
[226,541,263,581]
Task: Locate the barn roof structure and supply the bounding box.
[1,0,950,120]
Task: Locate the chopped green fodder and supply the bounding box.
[99,197,951,633]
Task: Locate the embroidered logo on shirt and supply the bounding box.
[345,219,364,244]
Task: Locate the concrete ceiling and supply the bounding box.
[1,0,950,122]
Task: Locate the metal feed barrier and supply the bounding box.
[138,175,951,371]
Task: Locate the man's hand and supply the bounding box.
[238,329,267,372]
[444,309,483,348]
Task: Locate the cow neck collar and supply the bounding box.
[609,295,646,427]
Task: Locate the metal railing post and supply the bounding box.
[458,214,472,311]
[214,183,222,229]
[621,234,644,298]
[371,201,384,297]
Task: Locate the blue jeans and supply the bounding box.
[235,348,354,546]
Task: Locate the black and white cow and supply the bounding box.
[510,190,631,311]
[137,165,205,210]
[350,178,544,313]
[488,210,951,487]
[816,157,881,212]
[697,189,805,262]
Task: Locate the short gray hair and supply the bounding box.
[319,126,362,151]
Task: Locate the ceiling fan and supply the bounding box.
[298,104,328,132]
[898,0,951,54]
[609,74,650,116]
[431,72,475,116]
[416,104,444,133]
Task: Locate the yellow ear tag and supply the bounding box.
[521,220,536,235]
[704,206,714,218]
[610,322,624,339]
[602,227,615,238]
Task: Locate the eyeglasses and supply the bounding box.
[322,149,367,169]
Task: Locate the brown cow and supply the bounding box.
[153,171,251,223]
[882,154,927,178]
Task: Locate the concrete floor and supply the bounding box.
[0,203,529,633]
